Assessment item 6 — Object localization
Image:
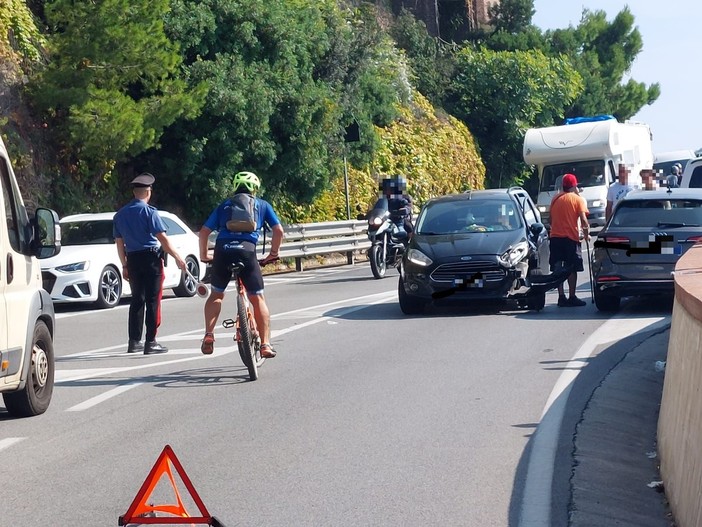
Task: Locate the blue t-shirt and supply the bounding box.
[204,196,281,245]
[113,199,166,253]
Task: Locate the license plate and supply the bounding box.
[454,275,484,288]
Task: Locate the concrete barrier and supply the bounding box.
[658,242,702,527]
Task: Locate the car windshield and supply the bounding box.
[61,220,115,246]
[541,160,606,192]
[417,199,522,234]
[611,199,702,228]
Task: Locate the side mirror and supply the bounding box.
[530,222,545,236]
[32,207,61,259]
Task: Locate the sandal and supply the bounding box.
[260,343,277,359]
[201,333,215,355]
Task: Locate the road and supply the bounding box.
[1,263,670,526]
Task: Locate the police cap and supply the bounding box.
[131,173,155,188]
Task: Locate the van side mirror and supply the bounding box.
[31,207,61,259]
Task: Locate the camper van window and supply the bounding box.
[540,161,606,192]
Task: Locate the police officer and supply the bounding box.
[113,173,186,354]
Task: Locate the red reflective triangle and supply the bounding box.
[119,445,215,525]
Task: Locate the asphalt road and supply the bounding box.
[0,262,671,526]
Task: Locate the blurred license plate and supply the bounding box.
[454,275,484,288]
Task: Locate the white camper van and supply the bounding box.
[0,135,61,417]
[523,117,654,228]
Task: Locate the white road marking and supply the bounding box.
[518,315,670,527]
[55,266,363,319]
[54,291,396,412]
[59,290,395,359]
[66,382,143,411]
[0,437,25,452]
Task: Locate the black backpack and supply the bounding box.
[226,193,258,232]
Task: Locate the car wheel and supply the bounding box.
[3,321,55,417]
[398,277,426,315]
[95,265,122,309]
[594,288,620,312]
[526,291,546,311]
[173,256,199,297]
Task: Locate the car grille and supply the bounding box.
[42,271,56,293]
[430,261,506,282]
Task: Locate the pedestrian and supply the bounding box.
[641,168,658,190]
[666,163,682,188]
[605,163,636,222]
[198,171,284,357]
[549,173,590,307]
[113,173,186,354]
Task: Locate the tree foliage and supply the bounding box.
[545,8,660,120]
[447,46,582,188]
[273,90,485,223]
[28,0,206,212]
[136,0,407,223]
[488,0,535,34]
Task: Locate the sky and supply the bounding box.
[531,1,701,156]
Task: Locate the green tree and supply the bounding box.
[488,0,535,34]
[28,0,206,211]
[390,9,456,107]
[545,8,660,120]
[137,0,406,223]
[447,46,582,188]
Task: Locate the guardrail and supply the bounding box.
[260,219,371,271]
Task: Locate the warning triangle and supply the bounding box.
[119,444,224,526]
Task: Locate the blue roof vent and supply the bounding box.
[564,115,616,125]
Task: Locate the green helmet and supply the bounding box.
[233,171,261,193]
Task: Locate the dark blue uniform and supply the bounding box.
[113,200,167,343]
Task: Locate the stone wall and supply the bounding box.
[658,242,702,527]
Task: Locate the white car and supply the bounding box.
[41,211,205,308]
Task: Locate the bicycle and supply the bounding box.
[215,261,264,381]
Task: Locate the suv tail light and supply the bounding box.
[603,236,630,244]
[597,276,621,282]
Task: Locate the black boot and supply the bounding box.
[127,340,144,353]
[144,341,168,355]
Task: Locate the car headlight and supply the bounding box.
[538,205,548,213]
[56,261,89,272]
[589,199,603,208]
[407,248,432,266]
[497,241,529,268]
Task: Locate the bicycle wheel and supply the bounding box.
[237,291,258,381]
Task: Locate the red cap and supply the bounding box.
[562,173,578,189]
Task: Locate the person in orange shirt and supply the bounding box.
[549,173,590,307]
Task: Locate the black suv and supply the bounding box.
[399,188,550,314]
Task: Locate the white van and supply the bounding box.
[679,157,702,188]
[0,135,61,417]
[653,149,695,179]
[524,117,654,228]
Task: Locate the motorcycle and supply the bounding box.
[366,197,408,279]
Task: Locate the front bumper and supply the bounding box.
[402,259,523,301]
[41,270,96,303]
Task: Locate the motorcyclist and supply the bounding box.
[377,175,413,239]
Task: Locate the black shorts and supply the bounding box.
[211,240,264,295]
[549,237,584,273]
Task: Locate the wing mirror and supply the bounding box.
[529,222,545,236]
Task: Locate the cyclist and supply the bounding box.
[198,171,283,357]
